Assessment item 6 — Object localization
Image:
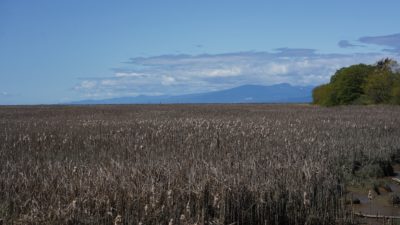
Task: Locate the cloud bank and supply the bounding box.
[358,33,400,54]
[74,33,400,99]
[338,40,363,48]
[75,49,389,99]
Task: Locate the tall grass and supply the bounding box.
[0,105,400,224]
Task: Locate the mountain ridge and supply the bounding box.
[70,83,314,104]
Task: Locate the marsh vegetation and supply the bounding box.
[1,105,400,224]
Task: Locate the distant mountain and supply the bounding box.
[70,83,314,104]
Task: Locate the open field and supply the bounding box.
[1,105,400,225]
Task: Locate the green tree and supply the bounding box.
[312,84,334,106]
[330,64,373,105]
[376,58,397,71]
[364,70,394,104]
[312,59,400,106]
[391,79,400,104]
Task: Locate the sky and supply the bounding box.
[1,0,400,104]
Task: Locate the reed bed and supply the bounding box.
[0,104,400,225]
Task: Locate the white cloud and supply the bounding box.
[266,63,289,75]
[114,72,145,78]
[101,79,118,86]
[202,67,242,77]
[76,80,97,90]
[161,76,176,86]
[74,49,398,98]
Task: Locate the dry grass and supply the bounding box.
[0,104,400,225]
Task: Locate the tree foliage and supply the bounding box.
[392,81,400,104]
[364,71,393,104]
[312,84,335,106]
[313,58,400,106]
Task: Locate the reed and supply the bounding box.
[0,104,399,224]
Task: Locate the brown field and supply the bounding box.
[1,104,400,225]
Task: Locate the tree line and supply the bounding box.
[313,58,400,106]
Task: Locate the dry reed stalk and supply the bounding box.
[0,105,399,224]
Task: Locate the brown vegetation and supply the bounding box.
[0,104,400,224]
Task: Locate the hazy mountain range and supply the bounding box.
[71,83,314,104]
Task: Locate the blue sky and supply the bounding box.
[1,0,400,104]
